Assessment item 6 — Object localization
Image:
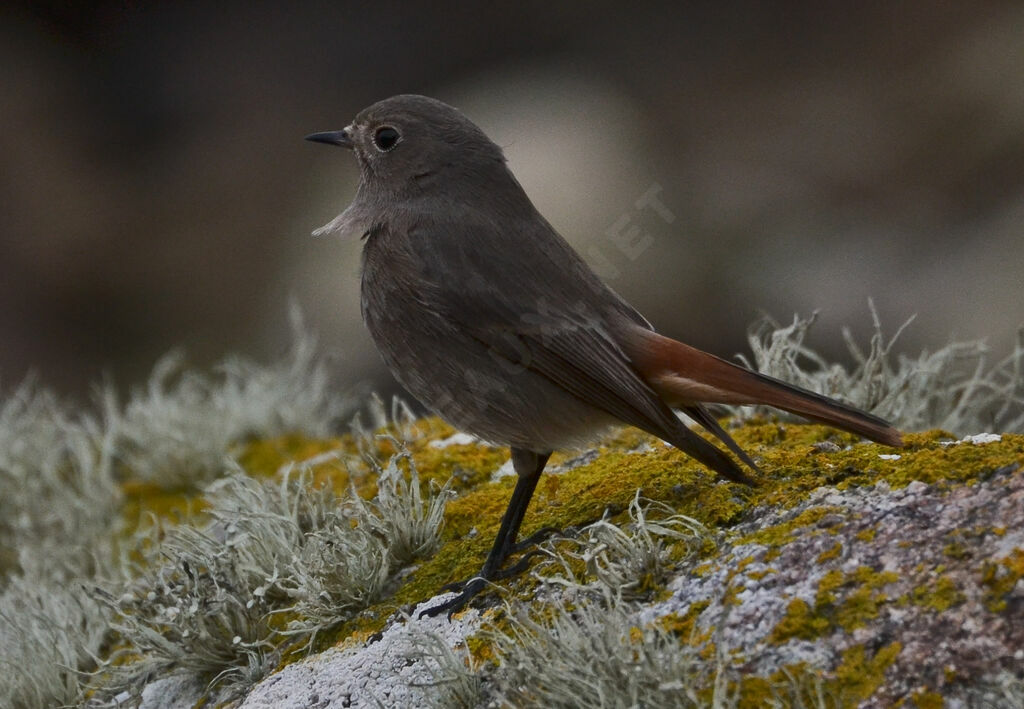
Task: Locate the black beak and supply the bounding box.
[305,129,354,149]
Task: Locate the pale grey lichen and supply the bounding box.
[1,312,365,707]
[484,594,722,709]
[537,492,708,600]
[0,571,111,708]
[348,393,425,456]
[966,672,1024,708]
[0,381,122,708]
[92,447,452,702]
[351,439,453,567]
[731,302,1024,435]
[399,623,484,709]
[112,307,357,489]
[0,378,121,581]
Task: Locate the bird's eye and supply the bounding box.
[373,126,400,152]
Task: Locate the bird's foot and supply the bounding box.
[421,536,563,618]
[419,576,491,618]
[509,525,561,553]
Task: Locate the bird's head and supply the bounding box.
[306,94,506,196]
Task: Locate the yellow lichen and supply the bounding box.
[739,506,844,548]
[816,542,843,563]
[734,661,827,708]
[771,566,899,642]
[942,542,969,560]
[817,569,846,600]
[465,634,495,666]
[855,528,877,542]
[746,567,776,581]
[658,600,712,646]
[835,586,886,632]
[904,575,965,613]
[830,642,902,703]
[770,598,831,642]
[910,689,946,708]
[118,480,207,538]
[980,549,1024,612]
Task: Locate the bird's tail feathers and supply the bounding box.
[625,326,903,448]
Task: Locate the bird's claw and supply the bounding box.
[418,577,487,619]
[418,541,559,619]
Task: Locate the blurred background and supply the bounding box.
[2,1,1022,403]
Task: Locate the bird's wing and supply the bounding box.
[404,212,755,485]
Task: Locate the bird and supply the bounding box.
[306,94,902,616]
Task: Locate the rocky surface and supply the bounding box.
[163,432,1024,709]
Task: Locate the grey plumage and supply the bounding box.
[317,95,752,481]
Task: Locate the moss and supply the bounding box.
[294,609,394,657]
[464,609,508,667]
[748,429,1023,508]
[118,480,207,537]
[771,598,831,642]
[658,600,712,645]
[405,441,507,493]
[817,569,846,600]
[720,578,744,609]
[855,527,877,542]
[848,566,900,588]
[236,422,509,500]
[942,542,969,560]
[816,542,843,563]
[830,641,902,704]
[746,567,776,581]
[380,421,1017,704]
[735,675,775,708]
[693,562,714,577]
[235,433,347,478]
[980,549,1024,612]
[833,567,898,632]
[904,575,965,613]
[910,689,946,708]
[835,586,887,632]
[739,506,843,548]
[245,424,738,661]
[735,662,833,709]
[771,566,898,643]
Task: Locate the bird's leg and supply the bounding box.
[420,448,551,618]
[479,449,551,576]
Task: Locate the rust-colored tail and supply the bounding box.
[622,325,903,448]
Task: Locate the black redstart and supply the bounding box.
[307,95,902,616]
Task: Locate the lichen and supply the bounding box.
[816,542,843,563]
[830,641,902,703]
[738,505,843,548]
[118,480,207,537]
[980,549,1024,613]
[770,566,900,643]
[905,574,965,613]
[770,598,831,642]
[909,689,946,708]
[658,600,713,645]
[856,527,877,542]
